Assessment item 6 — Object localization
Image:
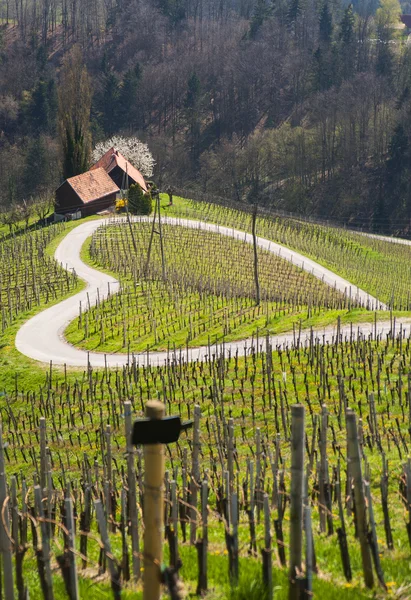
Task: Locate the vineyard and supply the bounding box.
[0,224,79,333]
[1,199,411,599]
[64,220,351,353]
[166,196,411,310]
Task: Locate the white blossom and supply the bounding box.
[92,136,155,178]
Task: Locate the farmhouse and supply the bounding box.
[90,147,148,193]
[55,168,120,217]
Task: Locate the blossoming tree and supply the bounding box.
[92,136,155,178]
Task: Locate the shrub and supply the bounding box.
[128,184,152,215]
[116,197,126,212]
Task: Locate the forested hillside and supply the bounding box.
[0,0,410,231]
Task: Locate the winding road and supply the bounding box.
[15,217,405,368]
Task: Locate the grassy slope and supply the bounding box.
[63,203,411,354]
[0,216,100,391]
[64,224,348,352]
[1,207,410,598]
[161,196,411,309]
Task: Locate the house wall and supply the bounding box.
[81,193,117,216]
[55,182,116,217]
[55,181,83,214]
[109,166,137,189]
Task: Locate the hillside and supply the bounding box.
[0,197,410,598]
[0,0,411,230]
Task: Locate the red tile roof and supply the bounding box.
[66,168,120,204]
[91,147,148,193]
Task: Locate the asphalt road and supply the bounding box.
[15,217,393,368]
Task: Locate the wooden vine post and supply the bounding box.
[124,401,140,581]
[346,409,374,589]
[145,190,166,282]
[124,163,138,254]
[289,404,305,600]
[143,401,165,600]
[190,405,201,545]
[132,400,193,600]
[0,422,14,600]
[252,204,260,306]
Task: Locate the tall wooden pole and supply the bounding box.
[125,164,138,254]
[39,417,47,493]
[143,401,166,600]
[0,422,14,600]
[157,193,166,282]
[65,488,80,600]
[145,194,158,277]
[346,410,374,589]
[289,404,305,600]
[124,401,140,580]
[319,404,327,533]
[190,405,201,545]
[252,204,260,306]
[145,192,166,281]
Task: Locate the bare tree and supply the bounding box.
[33,192,54,222]
[18,198,34,229]
[0,204,21,234]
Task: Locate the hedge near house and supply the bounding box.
[128,183,152,215]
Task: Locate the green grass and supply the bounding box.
[0,223,79,333]
[64,217,411,354]
[4,324,411,596]
[160,195,411,310]
[18,543,378,600]
[2,206,411,598]
[64,219,360,353]
[0,216,101,391]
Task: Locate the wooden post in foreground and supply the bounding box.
[124,401,141,581]
[144,400,166,600]
[0,422,14,600]
[346,410,374,589]
[65,489,80,600]
[289,404,305,600]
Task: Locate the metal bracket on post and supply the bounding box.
[132,415,193,446]
[132,402,193,600]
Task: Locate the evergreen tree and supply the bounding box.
[376,39,393,78]
[47,79,58,133]
[157,0,186,25]
[128,184,152,215]
[185,73,201,109]
[118,69,140,129]
[249,0,272,39]
[339,4,356,79]
[58,45,92,179]
[386,124,408,180]
[396,85,409,110]
[340,4,355,44]
[185,73,202,164]
[23,137,48,195]
[134,62,142,82]
[287,0,301,26]
[319,2,333,45]
[313,47,334,91]
[36,44,48,70]
[385,123,409,220]
[373,188,391,233]
[30,79,50,133]
[101,72,120,135]
[101,52,109,76]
